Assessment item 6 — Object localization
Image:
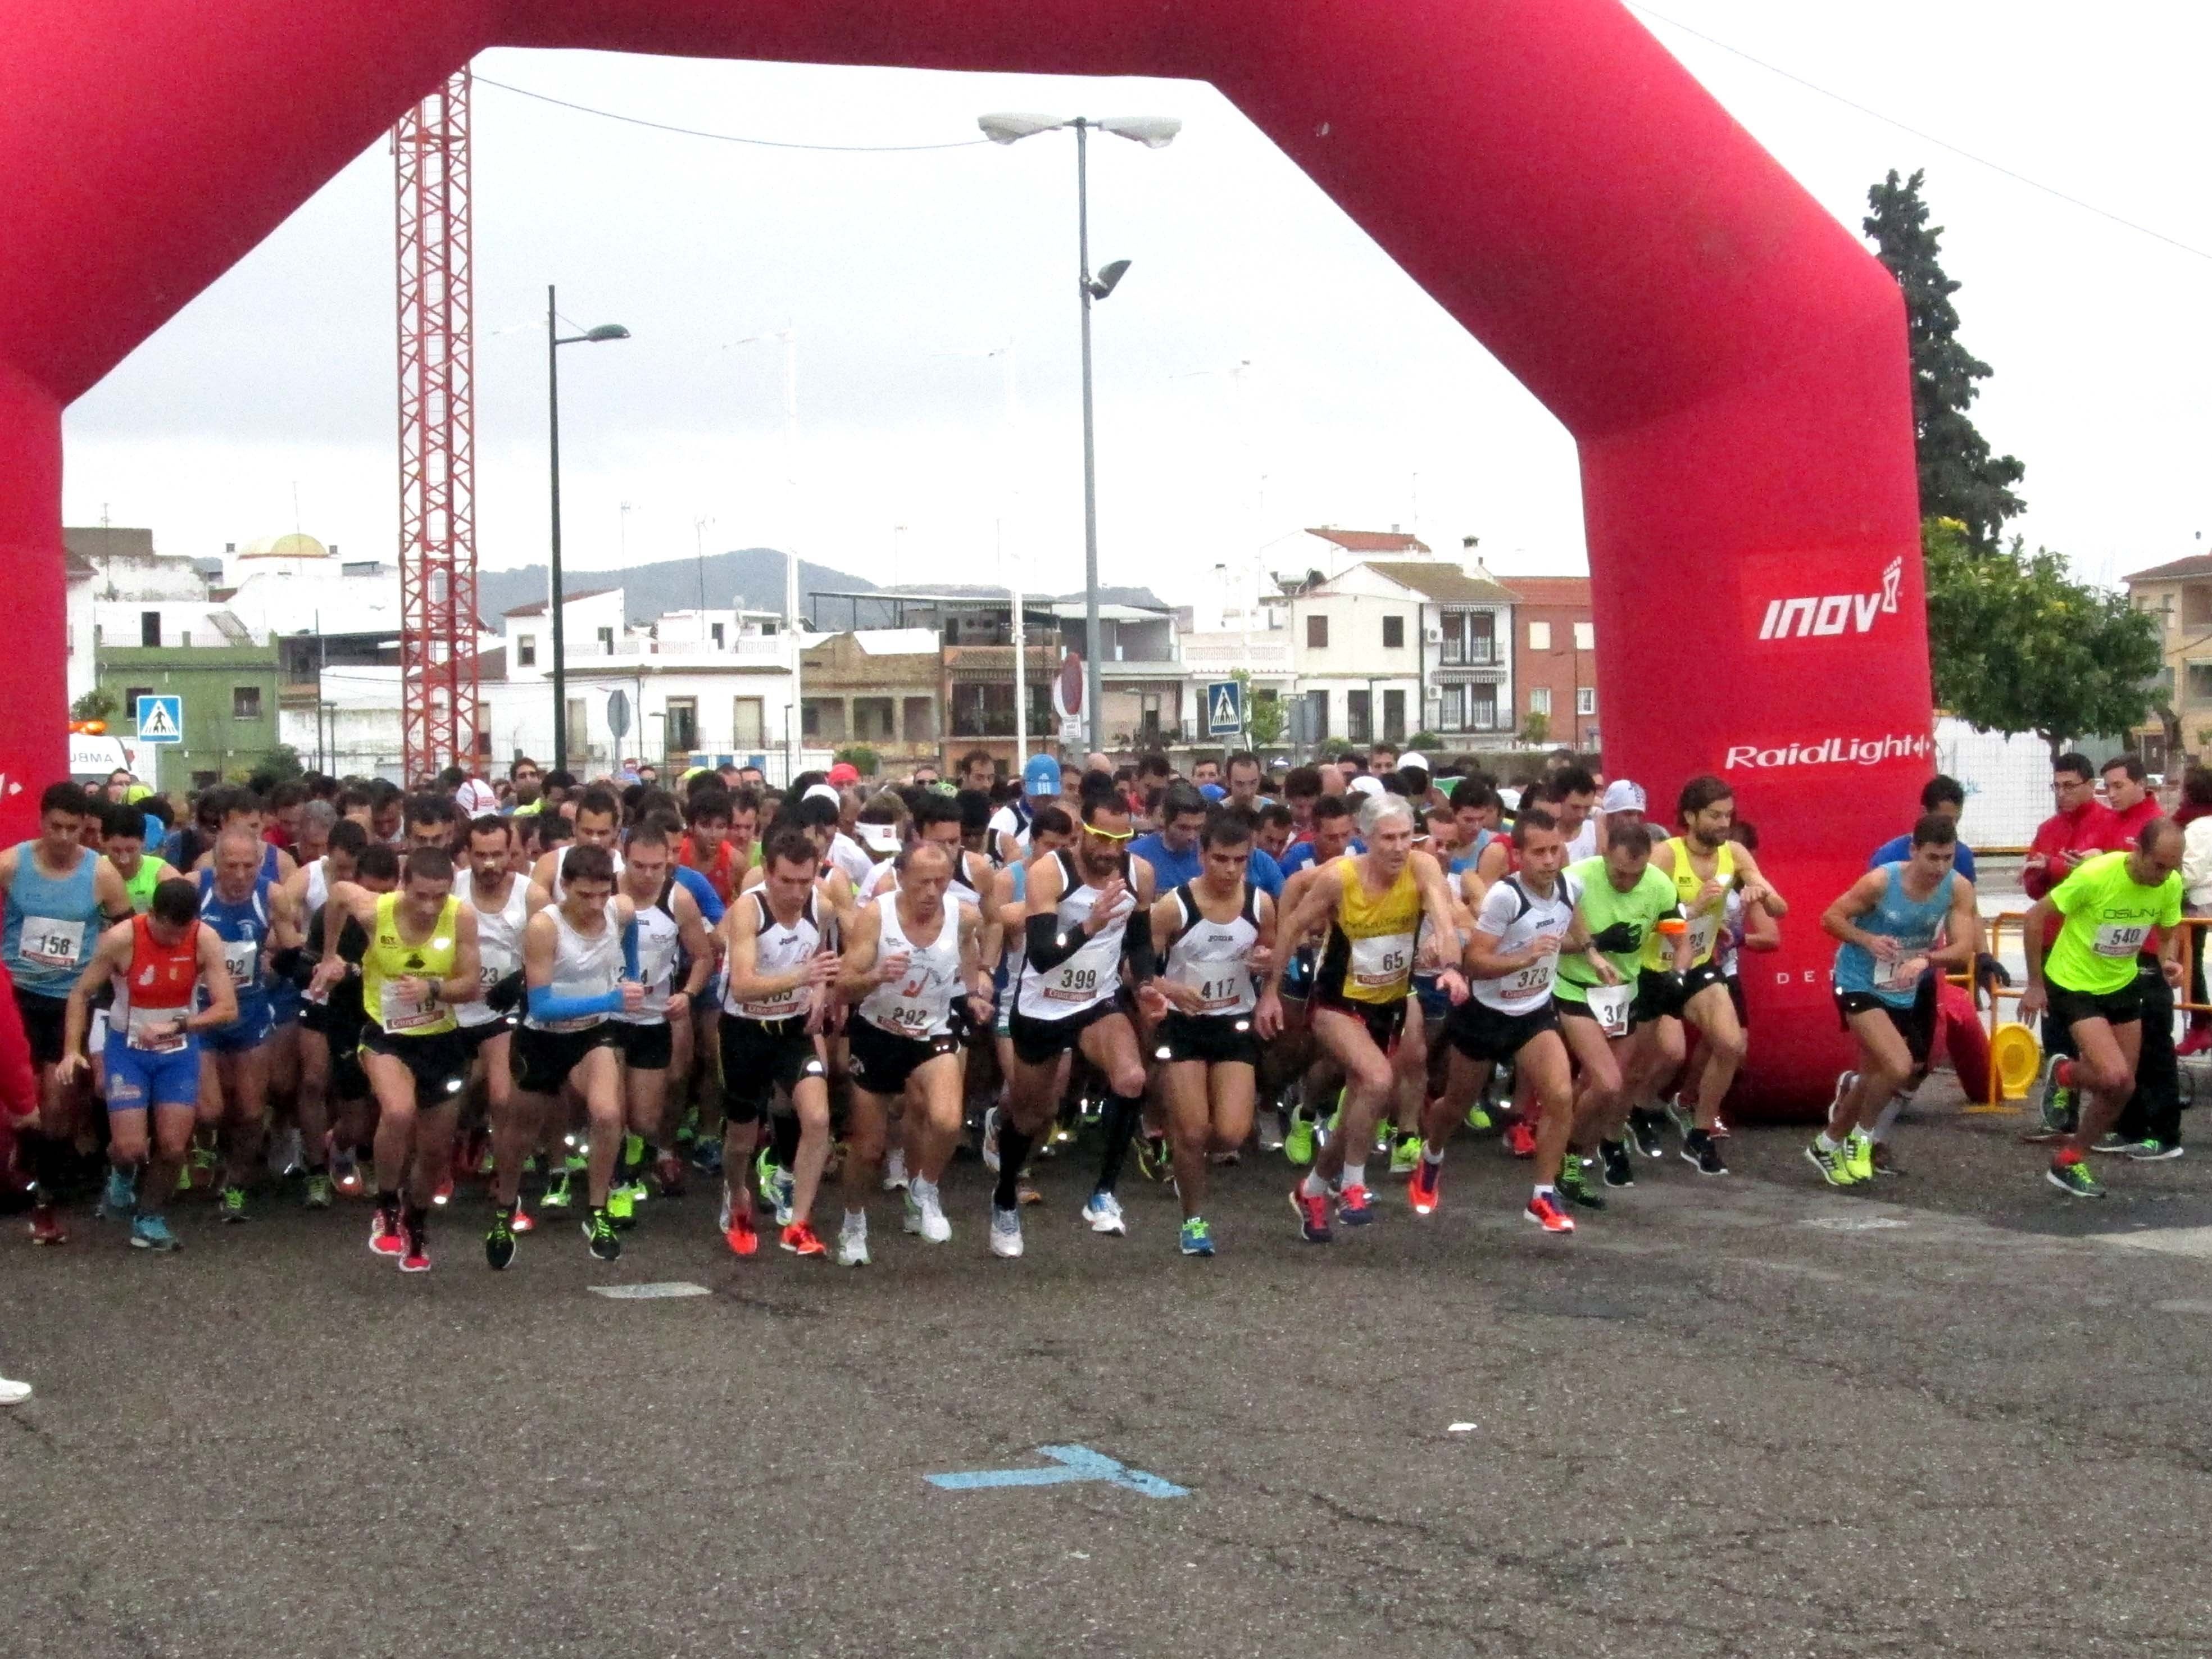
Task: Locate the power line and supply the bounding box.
[474,72,991,153]
[1627,3,2212,263]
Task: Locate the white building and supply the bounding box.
[1288,559,1517,747]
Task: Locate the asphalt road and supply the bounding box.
[7,1082,2212,1658]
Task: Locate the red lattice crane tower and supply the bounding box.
[394,67,477,785]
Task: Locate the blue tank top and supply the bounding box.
[198,868,274,1021]
[3,841,102,997]
[1449,827,1494,876]
[1833,861,1954,1007]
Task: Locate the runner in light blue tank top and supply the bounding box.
[1833,861,1955,1006]
[3,838,103,999]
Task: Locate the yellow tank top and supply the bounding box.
[1643,836,1736,970]
[1327,854,1423,1003]
[361,890,460,1037]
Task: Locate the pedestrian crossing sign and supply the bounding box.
[1205,680,1243,738]
[135,694,183,743]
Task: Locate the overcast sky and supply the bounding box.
[60,1,2210,607]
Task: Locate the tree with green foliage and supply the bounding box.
[1232,670,1286,747]
[70,687,117,724]
[1865,170,2025,551]
[1521,710,1551,749]
[833,744,880,778]
[1922,517,2160,758]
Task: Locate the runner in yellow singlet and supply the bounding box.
[1258,793,1465,1242]
[312,847,480,1272]
[1641,775,1786,1174]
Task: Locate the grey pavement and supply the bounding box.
[6,1085,2212,1658]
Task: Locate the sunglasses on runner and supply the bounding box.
[1083,823,1134,842]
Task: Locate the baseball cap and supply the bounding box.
[1397,751,1429,774]
[826,761,861,786]
[1023,753,1062,799]
[1347,775,1384,799]
[1601,779,1647,815]
[1198,783,1226,802]
[802,783,842,807]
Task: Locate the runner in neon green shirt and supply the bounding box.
[2023,825,2184,1198]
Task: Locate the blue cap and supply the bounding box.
[1198,783,1226,802]
[1023,753,1062,798]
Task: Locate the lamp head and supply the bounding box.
[1087,260,1132,301]
[1096,116,1181,149]
[584,324,631,343]
[978,112,1068,144]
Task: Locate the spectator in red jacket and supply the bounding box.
[0,963,35,1406]
[2022,751,2127,902]
[2101,752,2165,843]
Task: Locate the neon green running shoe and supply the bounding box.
[607,1184,637,1226]
[540,1170,575,1210]
[1284,1108,1316,1167]
[1465,1100,1493,1132]
[1804,1137,1856,1188]
[1846,1130,1875,1184]
[1389,1134,1423,1176]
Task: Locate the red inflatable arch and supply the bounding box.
[0,0,1927,1113]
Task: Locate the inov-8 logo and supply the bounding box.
[1757,556,1903,641]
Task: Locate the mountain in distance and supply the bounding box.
[475,547,887,630]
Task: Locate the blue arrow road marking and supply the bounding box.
[925,1444,1188,1498]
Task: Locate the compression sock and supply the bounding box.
[771,1110,802,1171]
[1093,1092,1144,1196]
[994,1125,1035,1210]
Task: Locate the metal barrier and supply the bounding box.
[1950,909,2210,1112]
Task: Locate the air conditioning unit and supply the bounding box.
[1423,685,1443,706]
[1423,626,1443,645]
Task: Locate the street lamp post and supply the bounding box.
[546,283,630,773]
[980,112,1178,756]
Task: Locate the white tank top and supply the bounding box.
[1162,881,1261,1017]
[524,898,624,1033]
[1470,872,1579,1017]
[618,880,680,1025]
[453,867,531,1029]
[724,889,830,1022]
[857,892,962,1040]
[1016,849,1127,1021]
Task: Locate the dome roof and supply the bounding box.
[238,532,329,560]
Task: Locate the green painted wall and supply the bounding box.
[98,645,281,794]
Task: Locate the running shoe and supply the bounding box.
[1504,1119,1537,1160]
[1465,1097,1494,1133]
[725,1208,760,1258]
[2178,1029,2212,1058]
[1389,1134,1423,1176]
[2032,1054,2077,1142]
[779,1220,827,1258]
[220,1184,250,1224]
[1682,1128,1727,1176]
[510,1201,535,1234]
[584,1207,623,1260]
[1257,1112,1286,1154]
[1805,1137,1856,1188]
[1870,1140,1902,1178]
[1083,1191,1128,1236]
[981,1105,1003,1172]
[989,1204,1024,1259]
[28,1202,64,1247]
[1598,1139,1634,1189]
[1289,1186,1333,1244]
[369,1205,402,1257]
[909,1180,952,1244]
[1555,1157,1606,1211]
[484,1209,516,1271]
[1524,1192,1575,1234]
[1408,1155,1442,1215]
[399,1216,431,1274]
[303,1171,333,1209]
[606,1185,637,1229]
[838,1212,871,1266]
[1136,1133,1172,1183]
[187,1142,219,1189]
[431,1175,453,1209]
[540,1170,574,1211]
[129,1212,180,1252]
[1844,1129,1875,1183]
[2128,1139,2185,1161]
[100,1165,136,1220]
[1179,1216,1215,1257]
[2046,1157,2104,1198]
[1337,1184,1376,1227]
[2088,1132,2135,1155]
[882,1147,910,1192]
[331,1150,364,1198]
[1627,1108,1665,1160]
[1283,1108,1317,1167]
[689,1139,724,1176]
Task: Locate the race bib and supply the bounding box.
[1348,933,1414,993]
[125,1003,187,1052]
[1586,980,1633,1038]
[1043,963,1105,1004]
[1685,911,1721,963]
[1503,951,1556,998]
[1177,969,1247,1013]
[221,937,259,989]
[1875,951,1925,990]
[2093,921,2150,959]
[379,980,442,1032]
[19,915,84,971]
[739,988,807,1020]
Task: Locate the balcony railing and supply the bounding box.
[1438,638,1497,666]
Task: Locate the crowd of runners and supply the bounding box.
[0,738,2193,1345]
